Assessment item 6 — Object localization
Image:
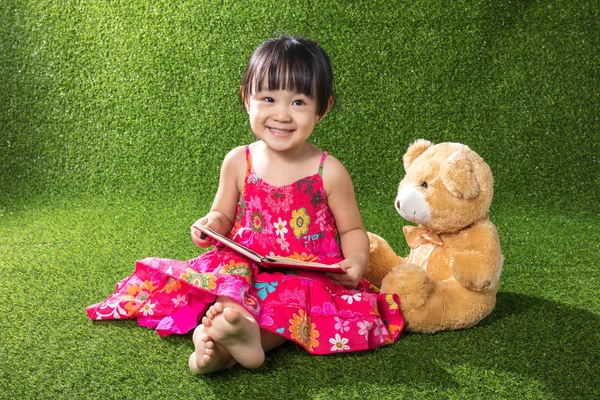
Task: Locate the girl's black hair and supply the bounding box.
[239,36,335,117]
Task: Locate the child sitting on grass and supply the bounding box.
[87,36,403,374]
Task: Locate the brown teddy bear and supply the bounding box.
[364,139,503,333]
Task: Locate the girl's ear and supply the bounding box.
[317,96,335,122]
[240,86,250,112]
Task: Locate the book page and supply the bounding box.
[193,225,264,264]
[192,225,346,274]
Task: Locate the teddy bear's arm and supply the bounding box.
[364,232,407,287]
[449,221,503,291]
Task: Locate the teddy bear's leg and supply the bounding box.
[384,272,497,333]
[381,263,433,312]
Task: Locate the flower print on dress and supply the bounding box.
[279,288,306,305]
[291,208,310,238]
[220,259,252,284]
[247,171,259,185]
[309,188,325,209]
[334,316,350,333]
[310,302,337,317]
[236,197,247,225]
[372,319,389,344]
[314,207,335,234]
[92,297,128,320]
[180,268,217,290]
[341,292,362,304]
[289,309,319,352]
[357,320,373,340]
[329,334,350,351]
[172,294,187,308]
[296,176,319,196]
[273,217,288,238]
[240,286,261,315]
[163,278,182,294]
[258,305,275,327]
[253,281,279,300]
[246,196,272,234]
[265,185,294,213]
[385,293,399,310]
[290,251,318,263]
[139,301,156,316]
[122,280,158,316]
[241,195,274,248]
[276,236,290,252]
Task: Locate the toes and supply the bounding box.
[222,307,242,324]
[211,302,225,315]
[189,352,200,374]
[205,302,224,319]
[193,324,206,344]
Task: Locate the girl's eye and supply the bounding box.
[264,97,274,103]
[421,181,428,189]
[292,99,305,106]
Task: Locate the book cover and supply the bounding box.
[193,225,346,274]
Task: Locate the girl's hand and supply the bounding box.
[327,256,366,288]
[191,216,221,248]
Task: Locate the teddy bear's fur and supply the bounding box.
[363,139,503,333]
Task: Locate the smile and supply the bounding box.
[269,127,294,137]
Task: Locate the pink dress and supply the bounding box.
[87,147,403,354]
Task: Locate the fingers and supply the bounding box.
[326,258,364,288]
[191,217,218,248]
[326,271,361,288]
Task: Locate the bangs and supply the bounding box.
[251,45,315,97]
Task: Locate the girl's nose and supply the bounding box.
[273,105,291,121]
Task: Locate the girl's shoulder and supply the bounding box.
[321,152,353,194]
[220,146,248,186]
[322,152,350,178]
[225,146,248,162]
[223,145,247,163]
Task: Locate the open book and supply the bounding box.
[193,225,346,274]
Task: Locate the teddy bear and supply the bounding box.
[363,139,503,333]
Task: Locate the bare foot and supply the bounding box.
[203,302,265,369]
[189,324,236,375]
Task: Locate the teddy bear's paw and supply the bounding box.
[451,253,498,292]
[367,232,385,253]
[381,263,433,311]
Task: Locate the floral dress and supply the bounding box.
[87,147,403,354]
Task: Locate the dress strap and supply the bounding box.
[318,151,328,177]
[243,146,252,193]
[245,145,252,171]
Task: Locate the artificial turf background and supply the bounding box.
[1,0,598,399]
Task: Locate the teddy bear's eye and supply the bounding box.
[421,181,429,189]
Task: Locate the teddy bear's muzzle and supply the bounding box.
[395,185,431,225]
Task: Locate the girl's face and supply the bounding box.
[245,81,324,154]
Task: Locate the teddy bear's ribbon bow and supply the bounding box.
[403,226,444,248]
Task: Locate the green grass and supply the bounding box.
[1,0,598,399]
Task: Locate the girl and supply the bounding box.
[87,36,403,374]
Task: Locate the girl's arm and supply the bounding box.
[191,147,245,248]
[323,156,370,287]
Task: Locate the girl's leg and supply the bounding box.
[189,297,287,374]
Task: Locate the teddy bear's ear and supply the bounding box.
[403,139,433,171]
[441,149,480,199]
